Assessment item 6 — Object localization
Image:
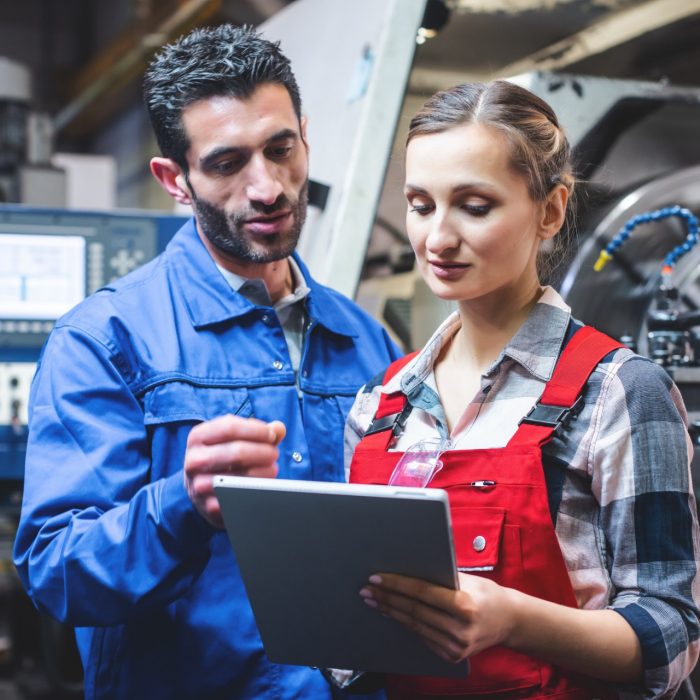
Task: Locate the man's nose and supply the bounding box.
[245,158,283,205]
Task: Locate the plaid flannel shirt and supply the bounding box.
[344,287,700,699]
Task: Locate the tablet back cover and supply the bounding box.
[215,477,468,679]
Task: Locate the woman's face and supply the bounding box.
[404,122,554,306]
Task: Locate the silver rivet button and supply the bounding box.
[261,314,270,324]
[272,360,283,370]
[472,535,486,552]
[292,451,303,463]
[302,370,308,378]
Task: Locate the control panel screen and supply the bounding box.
[0,233,86,320]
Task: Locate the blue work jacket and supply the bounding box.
[14,219,401,700]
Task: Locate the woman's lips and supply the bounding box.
[429,260,471,280]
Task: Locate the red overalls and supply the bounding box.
[349,326,622,699]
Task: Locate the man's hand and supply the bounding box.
[184,415,286,527]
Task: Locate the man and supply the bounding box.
[14,24,400,700]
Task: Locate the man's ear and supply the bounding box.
[150,157,192,205]
[539,183,569,241]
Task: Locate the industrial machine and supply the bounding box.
[527,75,700,514]
[500,74,700,354]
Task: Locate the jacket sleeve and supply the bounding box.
[13,324,215,626]
[590,354,700,699]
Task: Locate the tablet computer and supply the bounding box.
[214,475,467,678]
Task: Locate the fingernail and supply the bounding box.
[368,575,382,585]
[363,597,378,609]
[359,587,372,598]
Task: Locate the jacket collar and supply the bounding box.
[167,218,357,337]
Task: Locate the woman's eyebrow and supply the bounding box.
[404,181,496,194]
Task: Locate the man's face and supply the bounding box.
[179,84,309,267]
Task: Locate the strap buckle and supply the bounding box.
[365,402,413,437]
[519,395,584,432]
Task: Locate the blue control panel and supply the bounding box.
[0,205,189,482]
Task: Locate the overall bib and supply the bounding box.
[349,326,622,699]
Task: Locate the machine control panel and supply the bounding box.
[0,205,188,480]
[0,208,180,352]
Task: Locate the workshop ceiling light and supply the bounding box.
[417,0,451,44]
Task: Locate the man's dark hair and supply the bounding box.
[143,24,302,170]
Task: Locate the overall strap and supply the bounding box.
[360,351,418,450]
[508,326,624,448]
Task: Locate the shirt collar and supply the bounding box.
[216,256,310,311]
[167,218,359,337]
[383,286,571,395]
[502,287,571,381]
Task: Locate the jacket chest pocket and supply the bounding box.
[143,382,253,426]
[142,383,254,481]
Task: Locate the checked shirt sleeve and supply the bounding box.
[343,372,385,481]
[590,354,700,699]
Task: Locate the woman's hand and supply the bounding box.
[360,572,643,683]
[359,572,517,663]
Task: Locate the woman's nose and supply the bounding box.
[426,214,461,254]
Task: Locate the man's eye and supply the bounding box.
[212,160,240,175]
[268,146,293,159]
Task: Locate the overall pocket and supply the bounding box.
[447,506,543,694]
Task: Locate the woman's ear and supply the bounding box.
[150,157,192,206]
[539,184,569,241]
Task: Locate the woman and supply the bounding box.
[346,81,700,699]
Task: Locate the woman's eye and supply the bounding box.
[463,203,491,217]
[408,202,433,215]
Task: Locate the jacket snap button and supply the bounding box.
[272,360,283,370]
[292,451,303,463]
[472,535,486,552]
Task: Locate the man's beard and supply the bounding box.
[192,180,308,264]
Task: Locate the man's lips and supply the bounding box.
[243,211,292,235]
